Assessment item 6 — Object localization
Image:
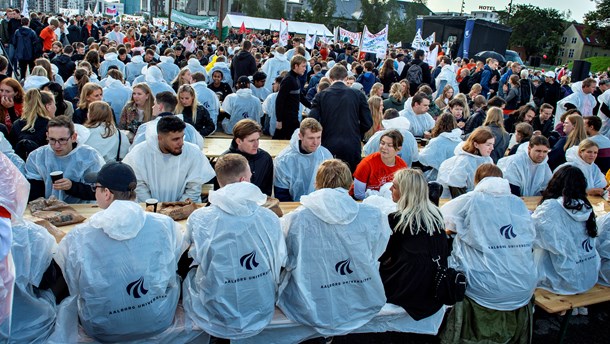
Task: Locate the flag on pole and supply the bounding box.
[93,2,100,15]
[412,29,424,50]
[360,24,388,55]
[305,32,316,50]
[279,18,289,47]
[238,22,246,34]
[85,4,93,17]
[22,0,29,18]
[333,27,338,43]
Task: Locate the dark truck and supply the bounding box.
[420,16,512,60]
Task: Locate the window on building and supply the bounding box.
[562,36,567,44]
[571,37,577,44]
[568,49,574,58]
[585,51,590,58]
[558,48,565,56]
[209,0,218,11]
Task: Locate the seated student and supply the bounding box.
[446,98,467,130]
[101,69,132,122]
[277,159,390,336]
[274,118,332,202]
[123,115,214,203]
[548,110,587,170]
[221,119,274,196]
[183,154,286,340]
[363,108,419,167]
[584,115,610,174]
[556,139,607,196]
[175,84,215,137]
[596,213,610,286]
[533,165,600,304]
[498,135,552,197]
[482,107,510,163]
[56,162,184,342]
[508,122,533,155]
[25,115,104,202]
[399,92,435,138]
[532,103,555,138]
[441,164,537,343]
[0,131,25,173]
[250,71,271,101]
[418,113,462,181]
[191,72,221,126]
[221,76,263,135]
[8,89,56,160]
[350,129,407,200]
[207,68,233,102]
[437,127,494,198]
[83,101,130,163]
[380,169,448,320]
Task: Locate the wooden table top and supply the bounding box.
[203,138,290,158]
[534,284,610,313]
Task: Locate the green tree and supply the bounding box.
[266,0,286,20]
[359,0,395,33]
[233,0,266,17]
[294,0,336,25]
[506,4,567,63]
[584,0,610,46]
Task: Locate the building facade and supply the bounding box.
[557,23,610,65]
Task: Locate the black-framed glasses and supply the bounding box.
[47,137,71,145]
[91,184,103,192]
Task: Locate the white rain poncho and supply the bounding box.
[598,89,610,136]
[8,220,57,343]
[274,129,332,202]
[436,142,493,196]
[221,88,263,135]
[125,56,147,84]
[182,182,286,339]
[192,81,221,124]
[0,131,25,174]
[23,75,50,91]
[63,73,100,89]
[145,66,176,96]
[24,143,105,203]
[102,77,132,122]
[98,52,126,79]
[277,188,390,336]
[556,81,597,124]
[556,146,607,191]
[597,213,610,286]
[208,62,232,86]
[261,53,290,90]
[262,92,304,137]
[497,149,552,196]
[533,197,601,294]
[418,128,462,181]
[363,117,419,166]
[131,114,204,150]
[83,125,130,163]
[399,97,435,137]
[123,122,214,202]
[250,85,272,102]
[186,58,208,80]
[158,56,180,84]
[441,177,537,311]
[55,200,184,342]
[435,64,459,96]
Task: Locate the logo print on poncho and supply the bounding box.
[335,259,353,275]
[126,277,148,298]
[240,251,259,270]
[500,224,517,239]
[582,238,594,252]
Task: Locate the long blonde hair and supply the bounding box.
[22,89,54,131]
[77,83,103,110]
[389,83,403,102]
[454,93,470,119]
[365,95,383,140]
[483,106,507,134]
[564,112,587,151]
[85,101,116,138]
[127,83,154,123]
[393,169,444,235]
[174,84,199,122]
[370,82,383,98]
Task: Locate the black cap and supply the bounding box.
[85,162,137,192]
[252,71,267,81]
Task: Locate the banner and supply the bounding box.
[305,32,317,50]
[338,27,361,46]
[360,25,388,55]
[279,18,289,46]
[93,2,99,15]
[122,14,144,22]
[153,17,168,28]
[416,18,423,35]
[171,10,217,29]
[333,26,338,43]
[423,32,435,49]
[106,6,118,16]
[60,8,80,17]
[412,29,424,51]
[462,18,475,59]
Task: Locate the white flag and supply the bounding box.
[22,0,29,18]
[426,46,439,68]
[93,2,99,15]
[279,18,289,47]
[305,32,316,50]
[412,29,424,50]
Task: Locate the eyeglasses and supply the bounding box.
[91,184,103,192]
[47,137,71,145]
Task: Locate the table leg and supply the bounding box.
[558,310,572,344]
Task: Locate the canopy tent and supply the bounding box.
[222,14,333,37]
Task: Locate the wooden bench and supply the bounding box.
[534,284,610,344]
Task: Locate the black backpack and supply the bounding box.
[467,69,483,89]
[406,61,423,85]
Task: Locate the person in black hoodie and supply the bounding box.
[67,19,81,44]
[221,119,273,196]
[274,55,311,140]
[13,17,38,79]
[51,45,76,82]
[230,40,257,87]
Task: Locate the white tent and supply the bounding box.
[222,14,333,37]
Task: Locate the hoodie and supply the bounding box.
[225,138,274,196]
[125,55,147,83]
[437,141,493,194]
[230,50,257,86]
[557,146,606,190]
[221,88,263,135]
[261,53,290,90]
[208,61,233,86]
[556,81,597,124]
[419,128,462,181]
[99,52,126,78]
[158,56,180,84]
[52,54,76,83]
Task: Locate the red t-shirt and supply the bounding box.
[0,207,9,219]
[349,152,407,195]
[39,26,57,52]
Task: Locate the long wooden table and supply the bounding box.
[203,138,290,158]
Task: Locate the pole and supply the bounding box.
[218,0,224,37]
[168,0,172,30]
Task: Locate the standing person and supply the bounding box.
[261,46,290,91]
[39,18,58,55]
[480,58,499,98]
[12,17,39,80]
[556,78,597,122]
[534,71,562,110]
[274,55,311,140]
[230,40,257,87]
[400,49,431,96]
[378,59,399,96]
[80,17,99,43]
[309,65,372,172]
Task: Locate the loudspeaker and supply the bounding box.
[572,60,591,82]
[529,56,541,67]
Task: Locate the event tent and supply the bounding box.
[222,14,333,37]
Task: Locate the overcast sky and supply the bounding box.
[426,0,597,22]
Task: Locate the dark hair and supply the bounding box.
[41,82,68,116]
[487,96,506,108]
[584,115,602,132]
[192,72,206,82]
[431,113,458,138]
[236,75,250,89]
[414,49,425,59]
[0,56,7,72]
[381,129,404,149]
[157,115,186,134]
[155,91,178,112]
[529,135,550,148]
[412,92,429,106]
[383,108,400,120]
[540,165,597,238]
[63,45,74,55]
[47,115,75,135]
[514,104,537,123]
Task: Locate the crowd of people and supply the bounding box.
[1,7,610,343]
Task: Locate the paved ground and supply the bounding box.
[302,301,610,343]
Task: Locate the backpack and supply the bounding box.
[467,69,483,90]
[518,80,533,107]
[432,255,467,305]
[406,61,423,85]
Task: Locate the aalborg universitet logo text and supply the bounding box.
[335,259,353,275]
[126,276,148,298]
[500,224,517,239]
[240,251,259,270]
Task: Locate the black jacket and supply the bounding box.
[274,70,311,139]
[13,26,38,61]
[67,24,81,44]
[309,82,372,171]
[80,24,99,43]
[401,58,432,95]
[230,50,257,86]
[534,81,561,109]
[181,104,216,137]
[52,54,76,82]
[463,108,486,136]
[224,140,274,196]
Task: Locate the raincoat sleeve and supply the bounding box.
[440,195,470,232]
[592,165,607,189]
[437,156,468,188]
[418,138,444,170]
[122,152,153,202]
[597,213,610,286]
[182,149,215,203]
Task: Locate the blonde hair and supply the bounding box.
[30,65,48,77]
[454,93,470,119]
[128,83,154,123]
[85,101,116,138]
[565,114,588,151]
[174,84,199,122]
[77,83,103,110]
[389,83,403,102]
[315,159,353,190]
[365,95,383,140]
[578,138,599,153]
[370,82,383,98]
[22,89,54,131]
[393,169,444,235]
[483,106,507,134]
[172,68,191,88]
